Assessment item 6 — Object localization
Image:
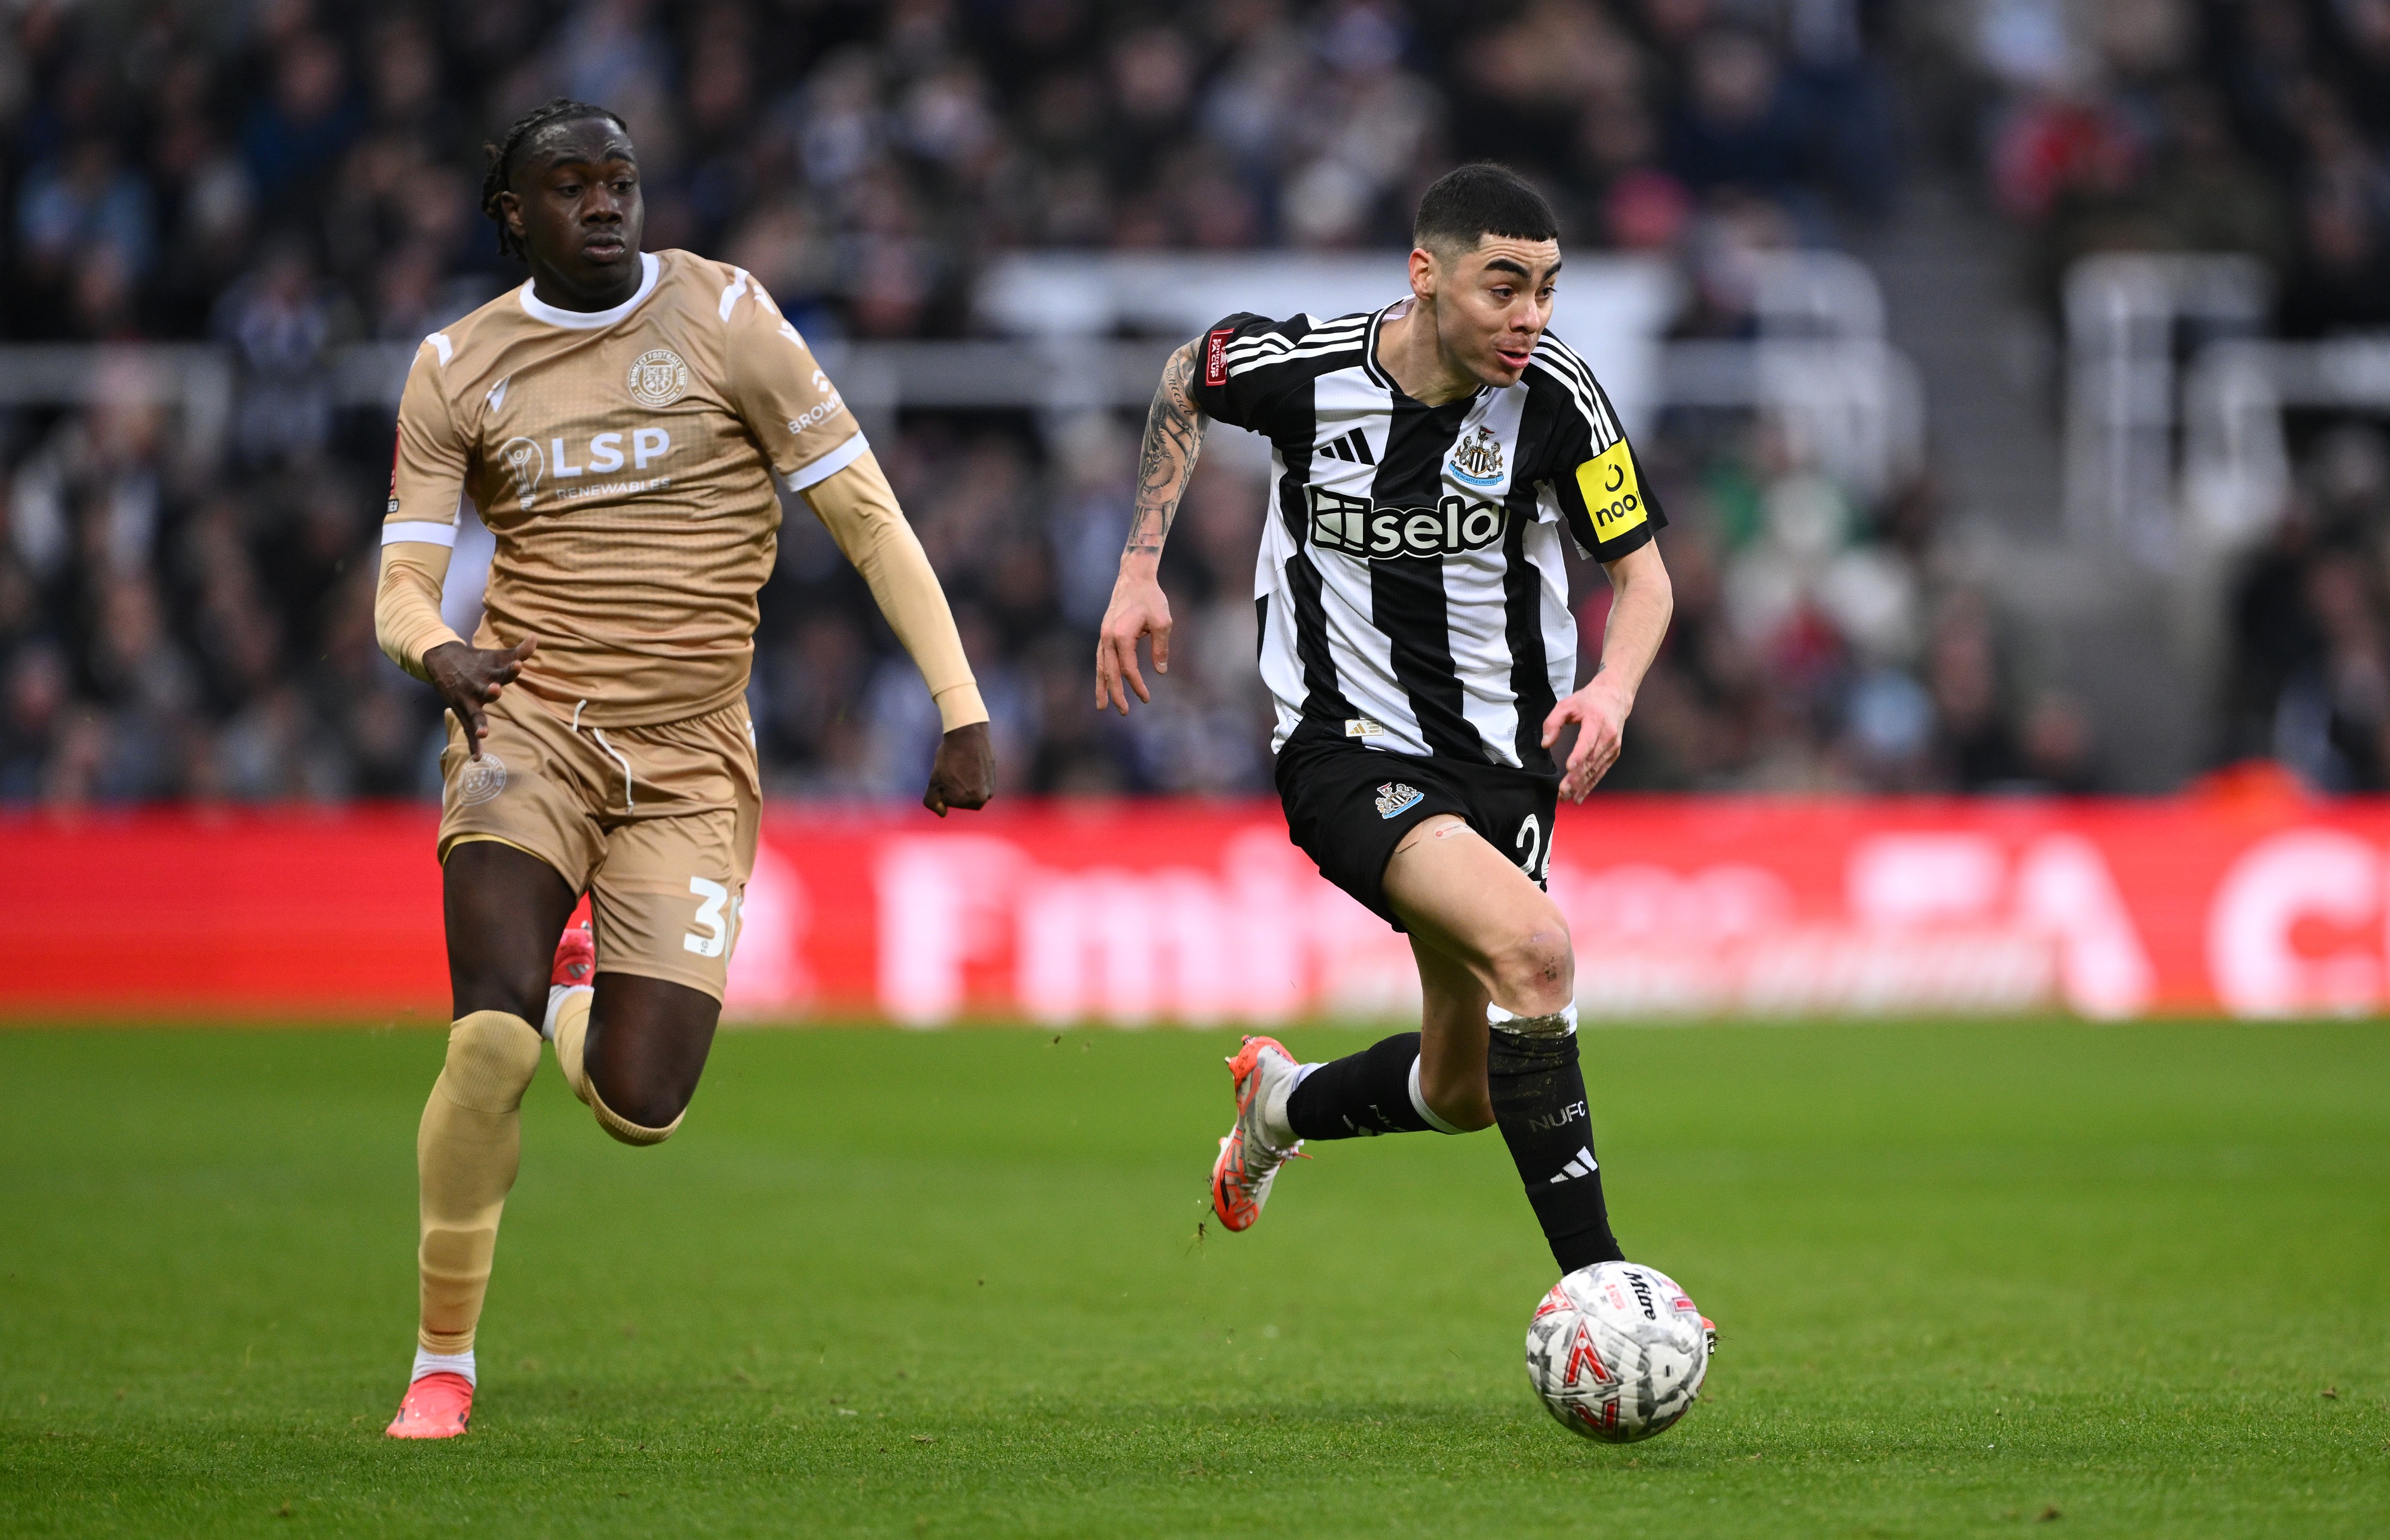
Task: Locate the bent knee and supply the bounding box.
[597,1112,681,1148]
[587,1078,691,1140]
[1425,1087,1497,1133]
[589,1088,685,1146]
[1488,918,1574,1013]
[440,1010,544,1113]
[1414,1055,1496,1133]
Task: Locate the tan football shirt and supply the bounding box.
[380,249,957,728]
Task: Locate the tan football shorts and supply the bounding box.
[436,691,760,1001]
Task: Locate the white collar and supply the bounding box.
[517,251,660,330]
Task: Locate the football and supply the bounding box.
[1525,1261,1711,1443]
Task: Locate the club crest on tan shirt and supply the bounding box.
[383,250,864,728]
[628,348,690,409]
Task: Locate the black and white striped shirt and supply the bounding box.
[1188,300,1664,775]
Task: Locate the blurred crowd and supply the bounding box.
[1923,0,2390,790]
[3,0,2102,806]
[1942,0,2390,335]
[1601,426,2100,793]
[2224,424,2390,792]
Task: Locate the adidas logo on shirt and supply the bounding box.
[1319,427,1375,464]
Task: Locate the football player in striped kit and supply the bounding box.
[1095,164,1674,1283]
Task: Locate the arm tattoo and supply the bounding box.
[1123,343,1206,558]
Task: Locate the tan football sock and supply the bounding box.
[551,989,683,1147]
[415,1010,544,1354]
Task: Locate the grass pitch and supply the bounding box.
[1,1020,2385,1539]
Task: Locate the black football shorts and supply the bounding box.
[1273,722,1560,931]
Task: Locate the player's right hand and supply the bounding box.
[1095,573,1171,715]
[424,637,538,760]
[923,720,995,817]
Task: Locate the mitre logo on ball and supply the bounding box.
[1525,1261,1710,1444]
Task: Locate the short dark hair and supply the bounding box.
[479,97,631,262]
[1413,164,1559,256]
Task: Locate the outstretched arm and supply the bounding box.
[1095,339,1207,714]
[716,275,993,817]
[801,451,993,816]
[1542,539,1673,802]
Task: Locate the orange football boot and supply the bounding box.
[541,922,595,1039]
[384,1371,473,1440]
[1211,1036,1304,1231]
[553,921,594,987]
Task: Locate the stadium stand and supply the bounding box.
[1913,1,2390,789]
[4,0,2383,803]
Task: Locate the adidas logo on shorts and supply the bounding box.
[1375,782,1424,819]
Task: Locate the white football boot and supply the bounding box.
[1211,1036,1305,1231]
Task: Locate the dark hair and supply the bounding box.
[1413,163,1559,256]
[479,97,630,261]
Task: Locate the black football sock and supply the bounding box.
[1488,1019,1625,1273]
[1285,1032,1440,1140]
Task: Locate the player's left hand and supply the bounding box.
[1095,570,1172,715]
[1543,674,1634,803]
[923,720,994,817]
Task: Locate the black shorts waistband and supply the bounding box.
[1276,720,1558,791]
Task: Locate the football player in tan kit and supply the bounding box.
[373,99,993,1438]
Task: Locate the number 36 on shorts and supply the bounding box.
[684,876,742,959]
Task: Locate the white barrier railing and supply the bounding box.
[0,344,236,455]
[1660,337,1923,501]
[4,330,1923,502]
[2182,336,2390,549]
[2061,253,2271,563]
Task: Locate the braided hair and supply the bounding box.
[479,97,630,262]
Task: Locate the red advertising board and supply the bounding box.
[4,783,2386,1022]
